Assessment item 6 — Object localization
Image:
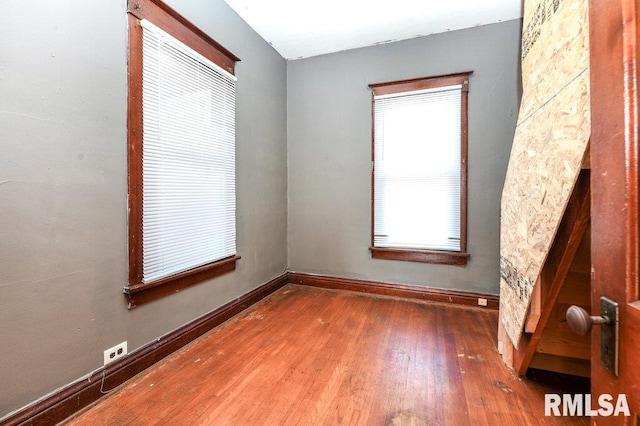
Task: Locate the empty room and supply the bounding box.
[1,0,638,424]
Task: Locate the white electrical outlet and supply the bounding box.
[478,298,488,307]
[103,341,128,366]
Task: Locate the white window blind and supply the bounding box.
[373,85,462,252]
[141,19,236,283]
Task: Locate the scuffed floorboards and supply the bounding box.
[62,285,589,425]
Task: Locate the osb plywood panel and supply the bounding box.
[499,0,590,347]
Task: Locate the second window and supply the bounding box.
[369,72,472,266]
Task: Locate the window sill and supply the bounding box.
[124,255,240,308]
[370,247,469,266]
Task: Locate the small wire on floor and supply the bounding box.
[99,370,112,395]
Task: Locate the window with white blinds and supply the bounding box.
[370,73,471,264]
[140,19,237,283]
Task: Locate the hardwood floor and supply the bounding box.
[62,285,588,425]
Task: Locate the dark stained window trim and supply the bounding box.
[369,247,470,266]
[127,0,239,74]
[368,71,472,267]
[124,255,241,308]
[125,0,240,307]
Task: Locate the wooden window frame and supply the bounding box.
[368,72,472,267]
[125,0,241,307]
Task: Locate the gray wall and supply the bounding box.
[0,4,520,417]
[0,0,287,416]
[287,20,521,294]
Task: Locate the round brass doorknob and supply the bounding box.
[566,305,610,336]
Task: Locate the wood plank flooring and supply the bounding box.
[62,285,588,425]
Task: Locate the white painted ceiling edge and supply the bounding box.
[223,0,523,60]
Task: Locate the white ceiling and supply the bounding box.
[224,0,523,60]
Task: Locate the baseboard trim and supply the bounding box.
[287,271,499,310]
[0,272,288,426]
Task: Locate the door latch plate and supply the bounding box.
[600,296,619,376]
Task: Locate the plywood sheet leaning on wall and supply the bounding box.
[499,0,590,347]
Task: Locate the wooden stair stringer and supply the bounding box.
[511,169,591,375]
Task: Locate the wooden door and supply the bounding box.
[590,0,640,422]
